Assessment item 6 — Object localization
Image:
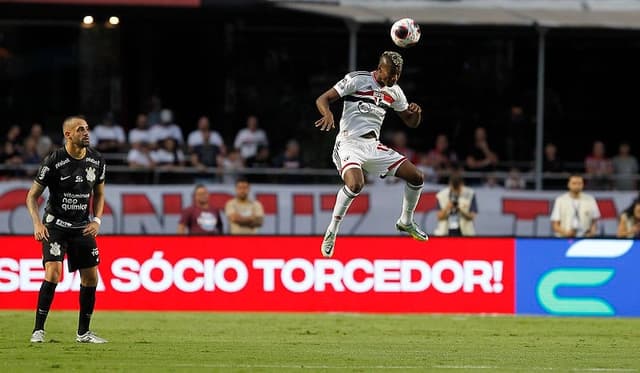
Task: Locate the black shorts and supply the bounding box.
[42,226,100,272]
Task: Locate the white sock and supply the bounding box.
[400,182,423,225]
[327,186,358,233]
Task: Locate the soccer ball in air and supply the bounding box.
[390,18,421,48]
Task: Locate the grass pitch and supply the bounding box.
[1,311,639,372]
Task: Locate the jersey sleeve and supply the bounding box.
[391,86,409,112]
[178,207,191,226]
[333,73,358,97]
[97,156,107,184]
[34,152,56,187]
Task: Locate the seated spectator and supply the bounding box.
[151,138,186,169]
[388,130,416,164]
[127,140,155,169]
[188,116,225,171]
[145,94,163,128]
[22,137,41,168]
[617,200,640,238]
[415,152,438,184]
[129,113,151,146]
[542,142,566,190]
[273,139,304,183]
[233,115,268,160]
[465,126,498,185]
[5,125,23,154]
[246,144,271,168]
[612,142,638,191]
[584,140,613,190]
[149,109,184,147]
[219,148,244,184]
[504,167,526,190]
[92,112,127,153]
[27,123,53,158]
[426,133,458,183]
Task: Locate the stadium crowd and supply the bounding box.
[1,97,638,190]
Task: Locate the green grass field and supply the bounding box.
[1,311,639,372]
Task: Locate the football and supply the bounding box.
[390,18,421,48]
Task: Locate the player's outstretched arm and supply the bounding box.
[398,102,422,128]
[314,88,339,132]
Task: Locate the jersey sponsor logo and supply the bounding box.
[86,157,99,166]
[86,167,96,182]
[60,175,71,181]
[38,166,50,181]
[55,158,70,169]
[357,101,373,113]
[91,248,99,257]
[55,218,72,228]
[49,242,61,256]
[76,176,84,183]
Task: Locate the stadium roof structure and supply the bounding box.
[274,0,640,29]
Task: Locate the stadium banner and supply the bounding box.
[0,181,635,237]
[515,238,640,317]
[0,236,514,313]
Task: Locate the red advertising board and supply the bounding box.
[0,236,515,313]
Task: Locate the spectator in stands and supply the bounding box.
[1,125,24,176]
[127,140,155,169]
[584,140,613,190]
[92,112,127,153]
[542,142,566,190]
[225,177,264,234]
[177,184,223,235]
[504,167,526,190]
[612,142,638,191]
[27,123,53,158]
[149,109,184,147]
[415,152,438,184]
[426,133,458,183]
[128,113,151,146]
[188,116,225,171]
[233,115,268,160]
[483,172,504,189]
[273,139,304,183]
[245,144,272,183]
[465,126,498,185]
[219,148,244,184]
[151,138,186,170]
[617,199,640,238]
[388,130,416,164]
[550,174,600,238]
[5,124,23,153]
[145,95,163,127]
[433,171,478,236]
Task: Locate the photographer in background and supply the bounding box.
[434,171,478,236]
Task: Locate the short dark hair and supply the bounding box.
[380,51,403,70]
[235,176,249,185]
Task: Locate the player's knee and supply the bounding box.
[410,169,424,186]
[347,181,364,194]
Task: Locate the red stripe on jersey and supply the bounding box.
[355,90,374,96]
[387,157,407,171]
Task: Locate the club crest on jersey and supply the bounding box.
[86,167,96,182]
[49,242,61,256]
[372,91,384,105]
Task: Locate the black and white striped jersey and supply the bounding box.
[333,71,408,140]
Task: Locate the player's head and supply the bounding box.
[193,184,209,207]
[63,116,90,148]
[567,174,584,195]
[377,51,403,87]
[235,176,251,201]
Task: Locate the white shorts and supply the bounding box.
[332,137,407,179]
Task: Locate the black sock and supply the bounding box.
[34,280,57,332]
[78,285,96,335]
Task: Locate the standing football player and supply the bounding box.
[27,116,108,343]
[315,51,427,258]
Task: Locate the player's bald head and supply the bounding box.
[62,116,87,133]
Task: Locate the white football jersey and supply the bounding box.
[333,71,409,140]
